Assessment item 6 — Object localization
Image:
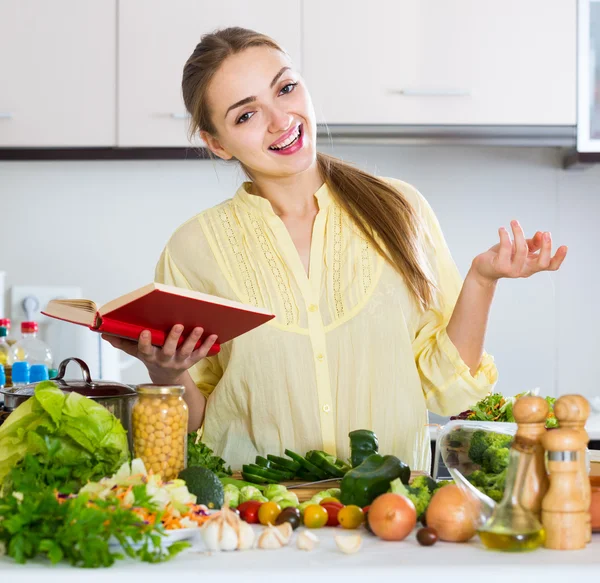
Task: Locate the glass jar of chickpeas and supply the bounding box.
[132,385,188,481]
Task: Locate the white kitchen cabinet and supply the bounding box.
[0,0,116,147]
[118,0,302,147]
[303,0,576,126]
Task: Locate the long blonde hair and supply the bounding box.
[182,27,435,309]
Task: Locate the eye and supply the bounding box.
[236,111,254,125]
[279,82,298,96]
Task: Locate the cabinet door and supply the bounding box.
[303,0,576,126]
[0,0,116,147]
[118,0,302,147]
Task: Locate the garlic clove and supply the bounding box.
[297,530,319,551]
[257,524,291,550]
[275,522,293,544]
[335,534,362,554]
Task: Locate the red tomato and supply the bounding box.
[362,505,370,513]
[321,502,342,527]
[237,500,262,524]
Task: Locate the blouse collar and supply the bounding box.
[233,181,332,216]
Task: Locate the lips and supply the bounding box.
[269,123,301,150]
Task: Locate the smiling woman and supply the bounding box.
[102,27,567,472]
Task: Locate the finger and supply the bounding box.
[177,327,204,359]
[497,227,512,267]
[548,245,568,271]
[511,220,528,270]
[102,334,139,357]
[190,334,219,362]
[138,330,155,358]
[527,231,543,252]
[160,324,184,358]
[536,232,552,269]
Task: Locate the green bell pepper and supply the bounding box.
[349,429,379,468]
[340,454,410,508]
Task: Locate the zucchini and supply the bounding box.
[284,449,329,480]
[255,456,271,469]
[269,460,299,477]
[241,472,278,485]
[242,464,293,482]
[267,455,301,473]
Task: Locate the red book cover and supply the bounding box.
[42,282,275,356]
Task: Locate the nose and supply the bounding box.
[267,105,293,134]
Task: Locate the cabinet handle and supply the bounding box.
[389,89,471,97]
[170,113,190,119]
[0,112,13,119]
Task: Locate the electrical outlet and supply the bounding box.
[10,285,82,325]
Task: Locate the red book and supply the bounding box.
[41,282,275,356]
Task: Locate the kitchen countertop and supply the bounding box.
[1,527,599,582]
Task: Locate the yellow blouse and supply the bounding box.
[155,177,498,472]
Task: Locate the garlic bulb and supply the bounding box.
[297,530,319,551]
[335,534,362,554]
[201,505,255,552]
[257,523,292,549]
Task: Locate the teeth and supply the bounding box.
[270,126,300,150]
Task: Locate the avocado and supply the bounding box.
[179,466,225,509]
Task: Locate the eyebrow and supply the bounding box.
[224,66,291,119]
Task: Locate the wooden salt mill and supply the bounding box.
[541,428,588,550]
[554,394,591,543]
[512,396,549,519]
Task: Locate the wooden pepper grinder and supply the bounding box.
[554,394,591,543]
[512,396,549,519]
[541,428,588,550]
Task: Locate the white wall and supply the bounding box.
[1,145,599,402]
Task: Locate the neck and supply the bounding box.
[249,161,324,218]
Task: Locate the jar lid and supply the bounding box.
[135,384,185,396]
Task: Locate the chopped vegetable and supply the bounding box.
[389,475,436,520]
[306,450,351,478]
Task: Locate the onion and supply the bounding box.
[425,485,477,542]
[367,493,416,541]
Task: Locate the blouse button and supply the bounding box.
[316,353,324,362]
[308,304,318,312]
[323,404,331,413]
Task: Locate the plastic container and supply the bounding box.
[132,384,188,481]
[0,319,15,346]
[8,321,53,368]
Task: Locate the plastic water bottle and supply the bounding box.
[0,318,15,346]
[30,364,49,383]
[0,364,5,389]
[8,322,53,368]
[0,327,9,368]
[11,361,30,387]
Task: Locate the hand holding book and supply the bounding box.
[101,323,219,386]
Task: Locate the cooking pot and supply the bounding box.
[0,358,137,435]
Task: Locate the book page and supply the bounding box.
[43,299,98,327]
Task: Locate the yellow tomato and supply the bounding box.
[258,501,282,526]
[338,505,364,529]
[319,497,341,505]
[303,504,328,528]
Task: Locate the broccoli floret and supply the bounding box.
[481,446,510,474]
[434,480,454,490]
[467,468,507,502]
[466,470,488,488]
[468,431,512,466]
[409,475,437,494]
[389,477,432,519]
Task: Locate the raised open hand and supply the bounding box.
[471,220,568,284]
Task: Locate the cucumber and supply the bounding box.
[267,455,301,473]
[284,449,329,480]
[255,456,271,469]
[269,461,299,477]
[242,464,293,482]
[306,450,347,478]
[296,468,321,482]
[241,472,278,485]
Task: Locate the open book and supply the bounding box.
[41,282,275,356]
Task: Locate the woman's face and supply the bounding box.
[203,46,317,179]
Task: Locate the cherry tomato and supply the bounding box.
[275,507,301,530]
[237,500,262,524]
[303,504,328,528]
[319,497,342,505]
[321,502,342,527]
[258,501,282,526]
[338,505,364,529]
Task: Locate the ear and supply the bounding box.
[200,131,233,160]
